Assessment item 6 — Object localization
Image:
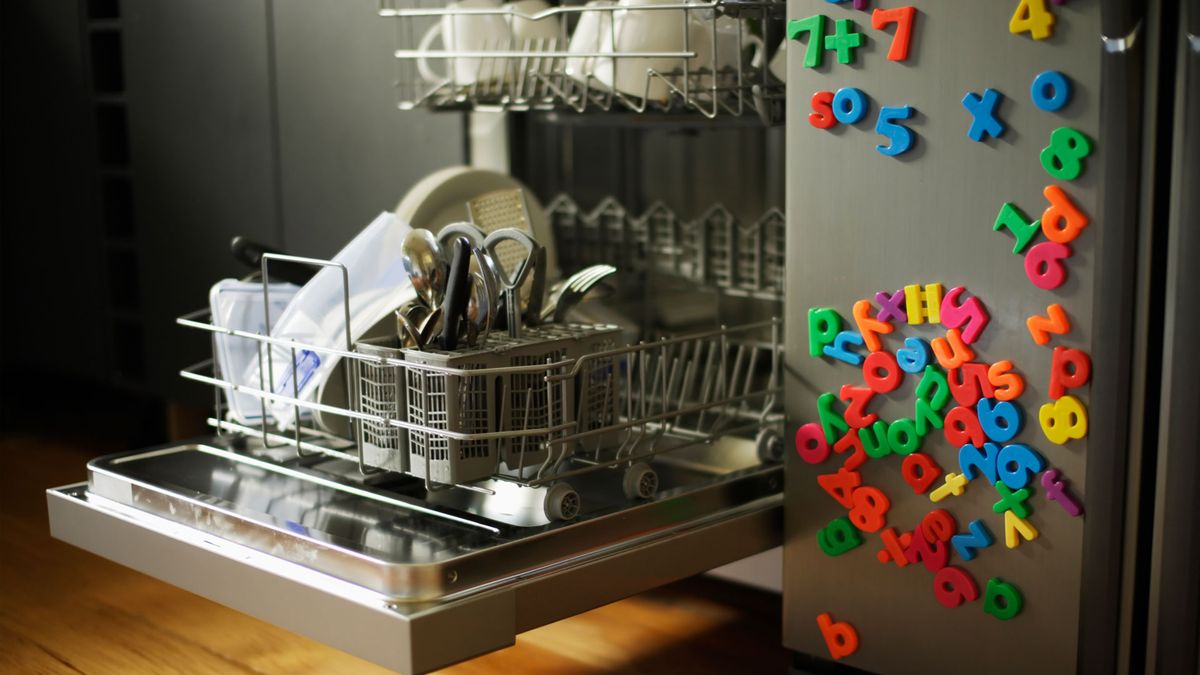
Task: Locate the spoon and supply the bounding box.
[419,306,443,349]
[394,310,421,349]
[395,308,424,350]
[401,229,447,308]
[469,248,500,347]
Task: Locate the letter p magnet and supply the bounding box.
[809,308,843,357]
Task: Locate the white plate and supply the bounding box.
[394,166,557,277]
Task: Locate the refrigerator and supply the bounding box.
[782,0,1198,673]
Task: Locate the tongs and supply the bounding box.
[483,227,546,339]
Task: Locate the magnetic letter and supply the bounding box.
[951,519,995,561]
[817,516,863,556]
[897,337,931,373]
[1049,346,1092,399]
[853,299,894,352]
[962,88,1006,141]
[984,578,1024,620]
[931,329,975,370]
[809,307,843,357]
[902,452,941,494]
[816,613,860,660]
[940,287,990,344]
[1041,468,1084,516]
[905,283,943,324]
[795,422,831,464]
[1027,303,1070,345]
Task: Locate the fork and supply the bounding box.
[540,264,618,323]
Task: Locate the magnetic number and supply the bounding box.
[848,486,890,532]
[818,469,862,508]
[934,566,980,609]
[787,15,827,69]
[993,202,1040,255]
[1039,395,1089,444]
[1024,241,1070,290]
[944,406,985,447]
[977,398,1023,444]
[875,105,916,156]
[1009,0,1055,40]
[871,6,916,61]
[1040,127,1093,180]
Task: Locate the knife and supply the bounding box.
[440,236,472,350]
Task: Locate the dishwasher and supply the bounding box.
[46,1,789,671]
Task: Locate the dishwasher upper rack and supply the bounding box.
[379,0,786,122]
[547,194,785,301]
[177,259,784,504]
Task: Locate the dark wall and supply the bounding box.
[1,0,463,435]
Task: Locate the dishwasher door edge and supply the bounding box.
[47,483,782,674]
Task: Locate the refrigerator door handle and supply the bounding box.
[1101,0,1145,50]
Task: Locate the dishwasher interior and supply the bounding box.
[48,1,788,670]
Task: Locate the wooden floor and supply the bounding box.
[0,430,788,674]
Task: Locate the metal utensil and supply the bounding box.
[401,229,447,308]
[541,264,618,323]
[436,222,487,250]
[482,228,540,339]
[394,309,421,349]
[441,237,472,350]
[468,245,501,348]
[418,306,443,348]
[402,300,430,326]
[524,245,547,327]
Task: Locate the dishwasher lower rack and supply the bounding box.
[179,278,784,524]
[378,0,786,122]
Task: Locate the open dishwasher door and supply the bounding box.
[48,395,782,675]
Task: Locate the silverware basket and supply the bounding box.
[398,323,622,485]
[355,336,410,474]
[378,0,786,121]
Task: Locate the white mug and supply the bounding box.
[584,0,763,103]
[507,0,563,76]
[565,0,616,82]
[768,38,786,83]
[593,0,683,102]
[417,0,508,86]
[418,0,564,86]
[692,13,765,94]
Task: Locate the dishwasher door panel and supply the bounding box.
[47,439,782,674]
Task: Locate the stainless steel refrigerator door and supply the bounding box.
[783,1,1108,672]
[1145,0,1200,670]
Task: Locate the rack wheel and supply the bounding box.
[756,428,784,463]
[544,482,580,521]
[622,462,659,500]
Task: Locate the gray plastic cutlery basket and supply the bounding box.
[355,324,620,486]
